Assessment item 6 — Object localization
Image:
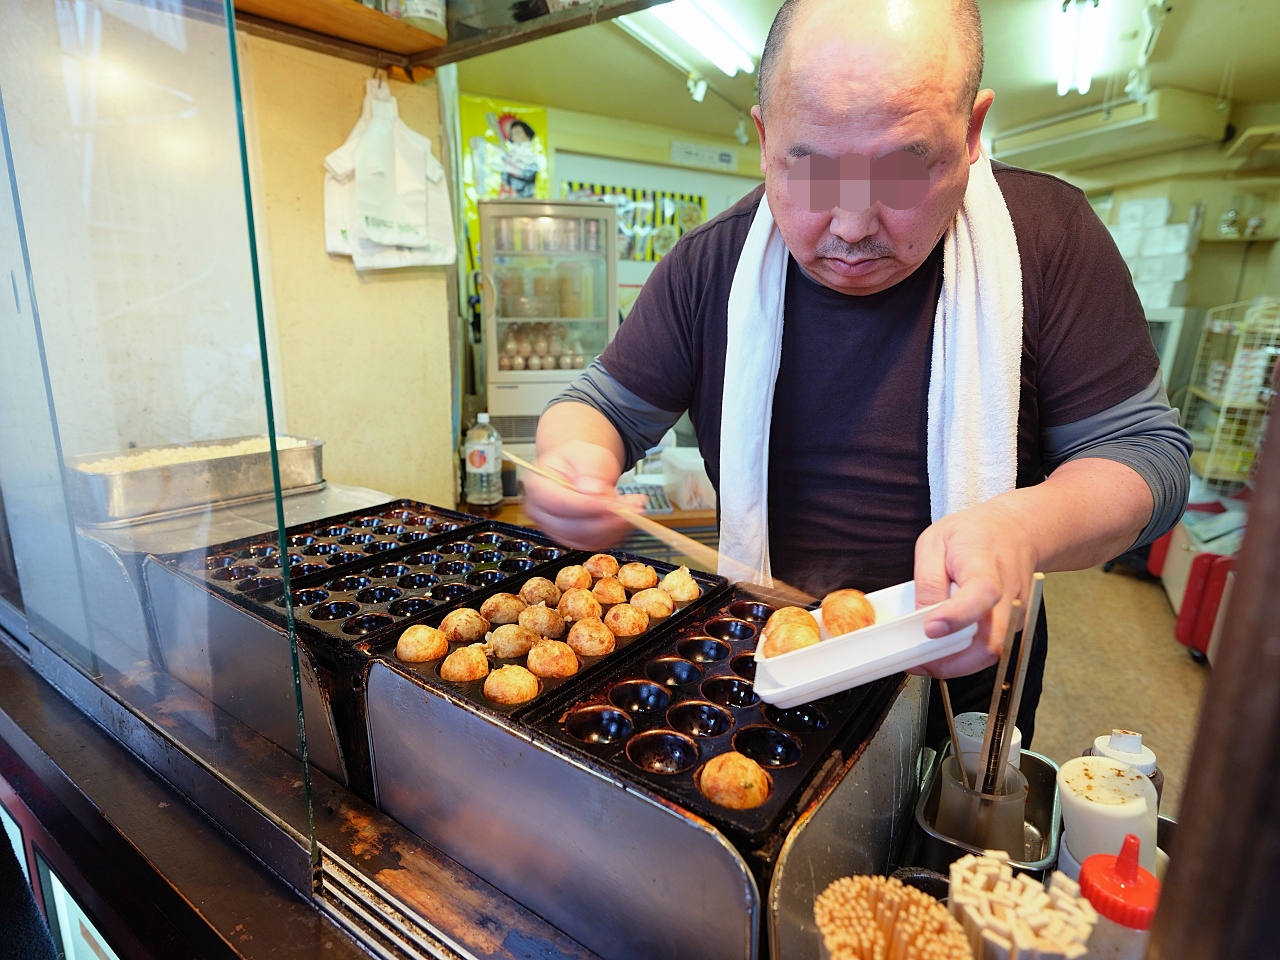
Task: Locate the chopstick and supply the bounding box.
[502,450,816,605]
[939,679,970,790]
[978,599,1022,796]
[997,573,1045,780]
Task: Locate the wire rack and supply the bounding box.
[1183,298,1280,491]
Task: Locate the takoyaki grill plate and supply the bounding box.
[365,553,728,718]
[159,498,481,606]
[527,587,897,848]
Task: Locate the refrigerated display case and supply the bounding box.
[480,199,618,443]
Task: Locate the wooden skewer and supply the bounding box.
[939,679,970,790]
[502,449,817,604]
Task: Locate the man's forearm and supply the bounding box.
[993,457,1154,572]
[536,400,629,474]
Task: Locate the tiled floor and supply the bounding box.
[1032,566,1209,816]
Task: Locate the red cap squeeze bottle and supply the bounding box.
[1078,834,1162,958]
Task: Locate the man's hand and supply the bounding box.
[908,458,1155,679]
[910,497,1037,678]
[524,401,648,550]
[522,440,647,549]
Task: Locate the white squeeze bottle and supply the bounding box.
[464,413,503,516]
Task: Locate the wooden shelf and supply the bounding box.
[1188,385,1268,412]
[234,0,446,58]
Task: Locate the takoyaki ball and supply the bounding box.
[555,565,592,592]
[519,576,561,607]
[396,624,448,662]
[527,639,579,679]
[439,644,489,682]
[630,587,674,620]
[557,588,602,622]
[566,617,616,657]
[699,752,770,809]
[483,664,540,704]
[765,606,820,636]
[440,608,489,644]
[617,562,659,592]
[821,588,876,636]
[480,592,527,626]
[760,621,820,658]
[583,553,620,580]
[591,577,628,606]
[659,565,701,602]
[603,603,649,637]
[487,623,540,659]
[518,602,567,639]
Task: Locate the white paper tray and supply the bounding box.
[752,581,977,708]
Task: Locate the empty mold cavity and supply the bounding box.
[566,706,633,745]
[733,725,802,768]
[764,703,828,733]
[667,701,734,739]
[608,680,671,715]
[677,637,731,663]
[645,658,702,688]
[727,601,775,622]
[703,618,758,643]
[626,731,699,775]
[702,677,759,709]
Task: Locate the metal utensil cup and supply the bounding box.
[934,754,1028,856]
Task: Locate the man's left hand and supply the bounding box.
[906,458,1154,679]
[909,498,1038,678]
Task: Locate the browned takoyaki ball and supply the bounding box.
[519,576,561,607]
[659,565,701,602]
[557,587,603,622]
[630,588,674,620]
[591,577,627,606]
[396,624,448,662]
[765,606,820,635]
[526,639,579,679]
[487,623,540,659]
[617,562,659,592]
[518,602,567,639]
[603,603,649,637]
[480,592,527,626]
[483,664,540,704]
[440,608,489,644]
[699,752,770,809]
[566,617,616,658]
[439,643,489,682]
[821,588,876,636]
[760,621,820,658]
[583,553,620,580]
[555,565,592,592]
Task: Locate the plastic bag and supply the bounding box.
[323,79,455,270]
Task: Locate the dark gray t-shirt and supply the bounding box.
[596,167,1161,596]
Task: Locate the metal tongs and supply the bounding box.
[970,573,1045,796]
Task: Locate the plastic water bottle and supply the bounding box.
[464,413,503,516]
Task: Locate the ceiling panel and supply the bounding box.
[457,0,1280,143]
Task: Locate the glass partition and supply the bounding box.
[0,0,317,863]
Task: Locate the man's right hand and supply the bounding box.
[525,403,648,549]
[522,441,646,549]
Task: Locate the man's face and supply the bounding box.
[755,72,990,296]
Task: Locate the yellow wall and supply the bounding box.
[242,37,456,506]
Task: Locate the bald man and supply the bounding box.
[524,0,1190,745]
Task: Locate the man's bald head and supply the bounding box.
[757,0,984,121]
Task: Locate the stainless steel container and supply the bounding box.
[366,663,928,960]
[144,558,347,784]
[911,745,1061,877]
[67,435,323,525]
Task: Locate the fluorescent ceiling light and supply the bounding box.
[1053,0,1109,96]
[650,0,755,77]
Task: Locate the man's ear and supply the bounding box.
[752,105,767,175]
[968,89,995,163]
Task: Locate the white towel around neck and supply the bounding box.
[717,150,1024,586]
